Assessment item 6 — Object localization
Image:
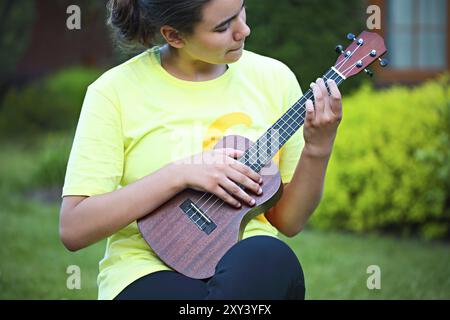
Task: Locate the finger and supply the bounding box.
[226,167,262,196]
[230,160,263,184]
[326,79,343,119]
[305,99,315,125]
[317,78,330,112]
[212,148,243,165]
[213,185,242,208]
[220,178,256,207]
[310,81,325,114]
[221,148,245,159]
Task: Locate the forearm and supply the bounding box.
[266,147,331,237]
[266,78,342,237]
[61,163,185,250]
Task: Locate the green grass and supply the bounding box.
[0,138,104,299]
[1,191,448,299]
[0,137,449,299]
[0,194,105,299]
[282,232,450,299]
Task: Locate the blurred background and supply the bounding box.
[0,0,448,299]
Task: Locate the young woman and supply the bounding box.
[59,0,343,300]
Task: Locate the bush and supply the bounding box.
[0,67,102,140]
[0,132,73,207]
[30,133,73,190]
[310,75,450,240]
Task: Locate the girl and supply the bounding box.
[59,0,343,300]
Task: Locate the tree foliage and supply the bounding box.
[245,0,368,93]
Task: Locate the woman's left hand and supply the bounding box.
[303,78,343,158]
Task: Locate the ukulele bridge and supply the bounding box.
[180,199,217,235]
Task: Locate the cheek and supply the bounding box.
[197,34,231,52]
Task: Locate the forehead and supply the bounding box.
[198,0,244,28]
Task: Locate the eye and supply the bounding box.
[216,23,230,33]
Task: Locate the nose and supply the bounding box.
[234,20,251,42]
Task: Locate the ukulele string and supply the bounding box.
[340,52,372,78]
[191,68,347,217]
[217,43,364,181]
[333,41,362,70]
[187,40,366,219]
[194,69,345,215]
[204,71,348,215]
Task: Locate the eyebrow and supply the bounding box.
[213,1,245,29]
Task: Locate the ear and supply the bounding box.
[160,25,185,49]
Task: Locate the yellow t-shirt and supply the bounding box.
[62,47,304,300]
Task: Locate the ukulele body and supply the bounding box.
[137,135,283,279]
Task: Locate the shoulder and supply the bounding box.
[235,50,301,96]
[237,50,298,81]
[87,50,153,96]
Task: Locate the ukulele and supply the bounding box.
[138,31,388,279]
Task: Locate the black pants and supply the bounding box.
[115,236,305,300]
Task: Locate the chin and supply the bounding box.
[225,50,244,63]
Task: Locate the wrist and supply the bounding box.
[166,162,188,192]
[302,143,333,160]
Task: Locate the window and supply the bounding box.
[372,0,449,83]
[388,0,447,70]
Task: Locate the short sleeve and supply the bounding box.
[62,86,124,197]
[278,67,304,184]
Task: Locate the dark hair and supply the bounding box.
[107,0,212,51]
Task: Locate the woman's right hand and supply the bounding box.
[174,148,263,208]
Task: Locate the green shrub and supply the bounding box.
[310,75,450,240]
[30,133,73,190]
[0,142,37,195]
[0,132,72,201]
[0,67,102,140]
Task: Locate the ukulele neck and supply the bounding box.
[238,67,345,172]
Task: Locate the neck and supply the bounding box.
[160,45,227,81]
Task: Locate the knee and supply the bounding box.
[242,236,304,278]
[210,236,305,299]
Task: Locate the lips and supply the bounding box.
[229,44,244,51]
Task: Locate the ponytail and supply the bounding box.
[107,0,156,50]
[106,0,211,52]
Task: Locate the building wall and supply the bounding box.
[14,0,114,82]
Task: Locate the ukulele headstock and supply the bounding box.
[334,31,388,79]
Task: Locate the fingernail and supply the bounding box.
[259,177,263,183]
[236,202,241,208]
[250,199,256,206]
[257,188,263,195]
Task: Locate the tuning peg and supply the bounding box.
[364,68,374,77]
[347,33,356,41]
[335,45,344,54]
[379,58,389,67]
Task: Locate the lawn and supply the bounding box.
[283,232,450,299]
[0,139,449,299]
[1,193,449,299]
